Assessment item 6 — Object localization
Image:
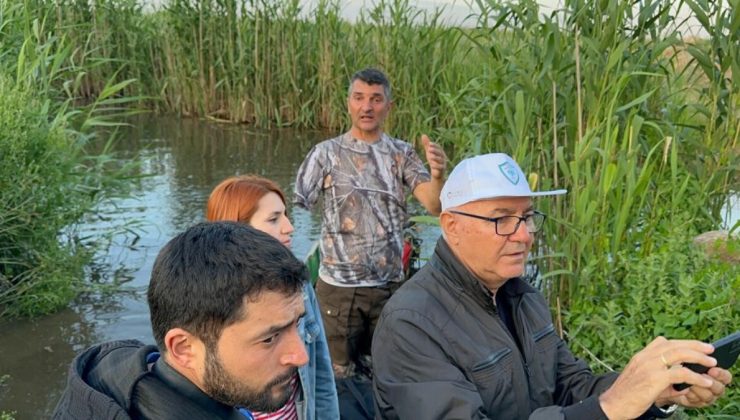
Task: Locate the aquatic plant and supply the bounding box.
[448,0,737,299]
[0,0,141,317]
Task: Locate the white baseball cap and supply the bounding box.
[440,153,567,211]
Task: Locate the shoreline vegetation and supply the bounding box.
[0,0,737,416]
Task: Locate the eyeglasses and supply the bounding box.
[449,210,547,236]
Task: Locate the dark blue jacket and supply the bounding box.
[51,340,245,419]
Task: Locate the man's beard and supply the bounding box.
[202,347,297,412]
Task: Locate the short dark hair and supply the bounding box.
[147,222,306,350]
[348,68,391,100]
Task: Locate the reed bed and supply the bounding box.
[17,0,483,131]
[0,0,142,317]
[441,0,738,302]
[1,0,738,412]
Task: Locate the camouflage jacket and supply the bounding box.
[294,132,430,287]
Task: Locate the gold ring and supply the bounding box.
[660,353,670,369]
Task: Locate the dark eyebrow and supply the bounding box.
[255,310,306,339]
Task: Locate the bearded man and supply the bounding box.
[53,222,312,419]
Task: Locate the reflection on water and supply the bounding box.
[0,116,370,417]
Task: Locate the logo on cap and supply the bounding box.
[498,161,520,185]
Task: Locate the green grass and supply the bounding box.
[565,230,740,417]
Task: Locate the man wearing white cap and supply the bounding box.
[372,153,731,419]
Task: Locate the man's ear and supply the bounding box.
[439,211,460,245]
[163,328,203,371]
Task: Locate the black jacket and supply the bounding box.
[372,238,619,419]
[52,340,245,420]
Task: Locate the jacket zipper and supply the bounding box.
[532,323,555,342]
[512,296,534,416]
[489,297,529,379]
[471,347,513,372]
[488,296,532,416]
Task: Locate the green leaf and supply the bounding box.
[615,89,656,113]
[683,0,711,33]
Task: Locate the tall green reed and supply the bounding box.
[439,1,738,411]
[438,0,737,308]
[0,0,142,317]
[22,0,477,134]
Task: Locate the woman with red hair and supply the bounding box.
[207,175,339,420]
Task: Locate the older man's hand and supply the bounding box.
[598,337,718,420]
[666,367,732,408]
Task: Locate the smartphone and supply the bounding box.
[673,330,740,391]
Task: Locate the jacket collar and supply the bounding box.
[430,237,538,308]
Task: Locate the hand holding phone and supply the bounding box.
[673,330,740,391]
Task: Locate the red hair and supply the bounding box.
[206,175,287,223]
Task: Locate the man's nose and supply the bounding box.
[280,331,309,367]
[509,219,533,242]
